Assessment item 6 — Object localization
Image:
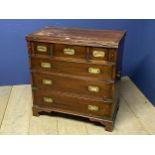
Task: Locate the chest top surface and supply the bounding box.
[26,26,126,48]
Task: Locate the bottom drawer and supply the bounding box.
[33,89,112,118]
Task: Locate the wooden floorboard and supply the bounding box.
[0,85,32,135]
[0,86,12,127]
[121,77,155,134]
[57,116,88,135]
[0,77,154,134]
[29,115,58,135]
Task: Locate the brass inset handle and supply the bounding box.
[93,50,105,58]
[88,67,101,74]
[37,45,47,52]
[42,79,52,85]
[41,62,51,68]
[88,105,99,111]
[43,97,53,103]
[64,48,75,55]
[88,85,100,93]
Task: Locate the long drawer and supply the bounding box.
[30,57,115,80]
[31,72,114,99]
[33,89,112,118]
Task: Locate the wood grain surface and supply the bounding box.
[26,26,126,48]
[26,27,126,131]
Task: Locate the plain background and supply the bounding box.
[0,19,155,106]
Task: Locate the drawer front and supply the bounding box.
[33,89,112,118]
[54,44,86,59]
[90,47,116,62]
[32,72,113,99]
[30,42,116,62]
[32,42,53,56]
[31,57,115,80]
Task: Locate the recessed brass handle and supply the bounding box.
[42,79,52,85]
[64,48,75,55]
[37,45,47,52]
[88,105,99,111]
[41,62,51,68]
[88,85,100,93]
[43,97,53,103]
[93,50,105,58]
[88,67,101,74]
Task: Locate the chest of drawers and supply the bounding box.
[26,26,126,132]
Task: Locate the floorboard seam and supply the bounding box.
[28,108,32,135]
[56,117,59,135]
[28,86,33,135]
[84,123,89,135]
[0,86,13,130]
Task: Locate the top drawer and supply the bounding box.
[54,44,86,59]
[32,42,52,56]
[89,47,116,62]
[30,42,116,62]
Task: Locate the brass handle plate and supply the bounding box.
[93,50,105,58]
[37,45,47,52]
[88,105,99,111]
[42,79,52,85]
[43,97,53,103]
[88,85,100,93]
[88,67,101,74]
[64,48,75,55]
[41,62,51,68]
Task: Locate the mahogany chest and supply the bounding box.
[26,26,126,132]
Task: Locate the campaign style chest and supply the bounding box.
[26,27,126,132]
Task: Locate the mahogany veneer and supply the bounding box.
[26,26,126,131]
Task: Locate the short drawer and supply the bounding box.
[33,89,112,118]
[54,44,86,59]
[89,47,116,62]
[32,42,53,56]
[32,72,114,99]
[31,57,115,80]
